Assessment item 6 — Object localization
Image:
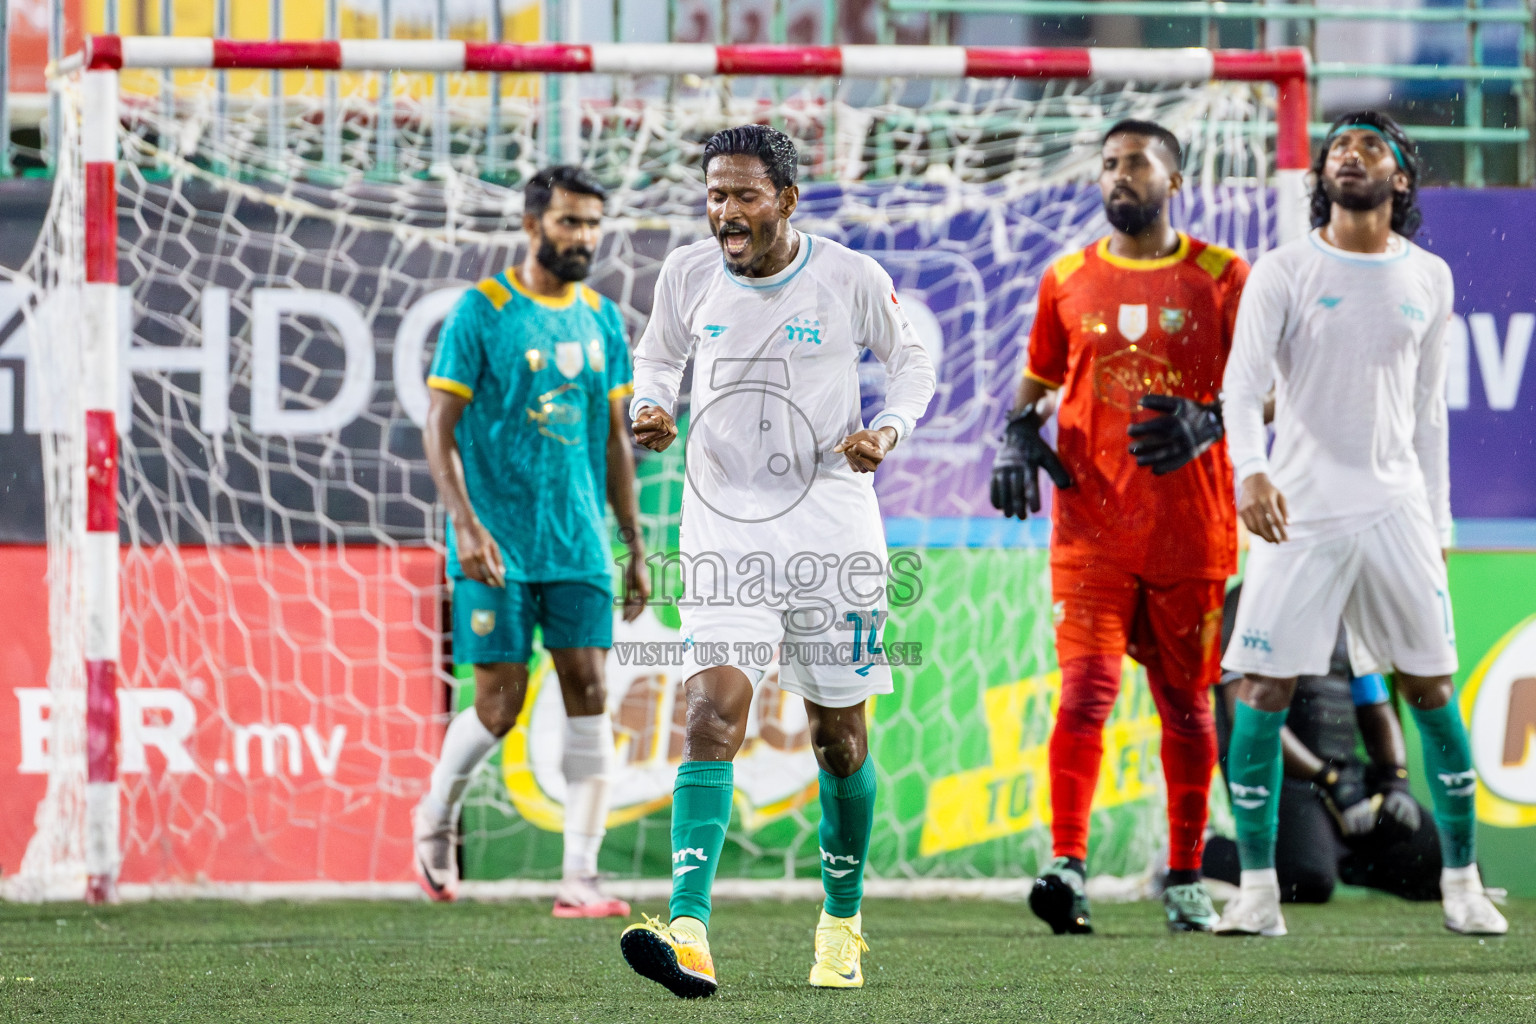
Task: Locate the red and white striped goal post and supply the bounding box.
[68,37,1309,903]
[81,36,1311,177]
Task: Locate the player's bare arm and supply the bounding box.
[607,396,650,621]
[834,426,897,473]
[424,386,505,587]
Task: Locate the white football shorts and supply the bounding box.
[1223,502,1457,679]
[678,599,894,709]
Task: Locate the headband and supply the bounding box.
[1326,123,1406,170]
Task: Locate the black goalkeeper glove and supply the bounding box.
[1311,761,1376,837]
[1368,764,1422,841]
[990,404,1073,520]
[1126,394,1224,476]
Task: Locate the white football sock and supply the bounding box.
[561,712,614,879]
[1442,864,1481,887]
[424,708,501,824]
[1240,868,1280,891]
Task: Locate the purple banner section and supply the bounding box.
[839,184,1535,521]
[1417,190,1536,518]
[1,182,1531,542]
[821,178,1276,521]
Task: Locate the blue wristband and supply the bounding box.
[1350,673,1390,707]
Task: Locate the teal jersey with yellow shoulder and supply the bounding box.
[428,270,634,584]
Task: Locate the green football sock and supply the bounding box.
[1410,703,1477,869]
[818,756,877,918]
[1227,701,1287,871]
[669,760,734,927]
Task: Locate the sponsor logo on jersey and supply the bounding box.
[470,609,496,636]
[1117,303,1148,342]
[784,316,823,345]
[703,324,729,338]
[1159,307,1187,333]
[527,383,585,444]
[1318,296,1343,309]
[1400,303,1426,322]
[1080,312,1109,335]
[1239,629,1272,653]
[1093,347,1183,412]
[555,341,586,379]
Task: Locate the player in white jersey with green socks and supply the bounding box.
[1218,112,1506,937]
[618,125,935,998]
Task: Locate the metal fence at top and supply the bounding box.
[2,0,1533,184]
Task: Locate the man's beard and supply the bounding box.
[536,238,594,282]
[1324,173,1396,213]
[1103,194,1163,236]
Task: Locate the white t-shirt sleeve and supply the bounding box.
[1221,254,1288,483]
[857,259,936,445]
[630,251,694,420]
[1414,260,1455,548]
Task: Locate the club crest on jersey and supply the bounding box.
[585,338,605,373]
[1118,303,1148,342]
[470,610,496,636]
[1159,307,1187,333]
[525,348,547,372]
[555,341,585,379]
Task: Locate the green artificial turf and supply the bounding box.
[0,896,1531,1023]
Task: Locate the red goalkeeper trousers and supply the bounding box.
[1048,653,1216,871]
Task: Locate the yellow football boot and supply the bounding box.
[808,910,869,988]
[620,914,718,999]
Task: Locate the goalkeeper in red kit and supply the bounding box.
[991,120,1248,933]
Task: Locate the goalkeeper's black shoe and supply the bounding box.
[1029,857,1093,934]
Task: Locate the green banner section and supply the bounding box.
[461,543,1165,883]
[459,428,1536,892]
[1437,553,1536,896]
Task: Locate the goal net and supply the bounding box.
[4,38,1306,899]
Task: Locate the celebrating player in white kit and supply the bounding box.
[1217,112,1506,937]
[618,125,935,998]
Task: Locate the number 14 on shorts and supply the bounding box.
[844,611,885,668]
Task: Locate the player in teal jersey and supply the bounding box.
[412,166,649,917]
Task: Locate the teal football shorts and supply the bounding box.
[451,577,614,664]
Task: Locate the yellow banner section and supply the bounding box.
[919,660,1162,857]
[87,0,542,100]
